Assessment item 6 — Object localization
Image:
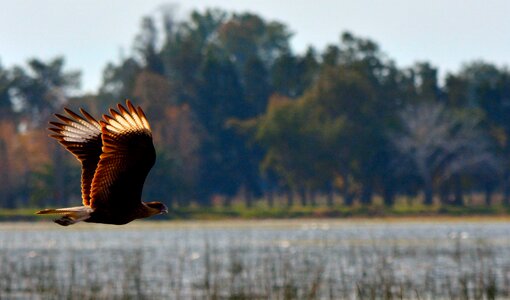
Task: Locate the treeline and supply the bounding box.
[1,8,510,209]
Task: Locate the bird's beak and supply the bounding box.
[161,208,168,214]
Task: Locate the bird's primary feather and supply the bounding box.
[48,108,102,206]
[89,102,155,212]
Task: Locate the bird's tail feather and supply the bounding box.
[36,206,93,226]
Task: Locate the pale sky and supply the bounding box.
[2,0,510,93]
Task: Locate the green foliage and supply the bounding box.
[0,63,13,116]
[99,58,141,105]
[253,96,334,194]
[134,17,164,75]
[2,7,510,213]
[9,57,81,124]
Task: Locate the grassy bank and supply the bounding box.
[3,202,510,222]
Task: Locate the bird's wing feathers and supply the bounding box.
[89,100,155,210]
[48,108,102,206]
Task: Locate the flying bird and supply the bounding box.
[36,100,168,226]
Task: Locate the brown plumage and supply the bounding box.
[36,100,168,226]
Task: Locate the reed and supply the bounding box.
[0,221,508,299]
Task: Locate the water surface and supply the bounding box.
[1,219,509,298]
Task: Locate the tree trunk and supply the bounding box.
[439,184,449,205]
[0,140,10,208]
[53,146,65,206]
[299,188,307,206]
[326,181,334,207]
[244,188,253,208]
[309,190,317,206]
[341,170,353,206]
[383,185,395,207]
[503,171,510,206]
[360,184,373,205]
[266,188,274,208]
[286,189,294,207]
[484,182,493,206]
[452,176,464,206]
[223,195,232,207]
[423,177,434,205]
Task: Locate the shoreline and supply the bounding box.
[3,205,510,224]
[1,214,510,228]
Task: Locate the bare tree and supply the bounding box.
[391,103,499,205]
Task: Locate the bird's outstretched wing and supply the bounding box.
[48,108,102,206]
[89,100,155,210]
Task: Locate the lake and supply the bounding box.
[1,218,509,299]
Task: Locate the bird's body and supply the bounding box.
[36,100,167,226]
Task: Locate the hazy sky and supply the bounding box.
[2,0,510,93]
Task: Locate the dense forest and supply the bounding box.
[1,8,510,209]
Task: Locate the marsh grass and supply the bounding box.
[0,221,509,299]
[5,201,510,222]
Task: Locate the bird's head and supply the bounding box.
[145,201,169,216]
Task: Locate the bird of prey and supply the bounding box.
[36,100,168,226]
